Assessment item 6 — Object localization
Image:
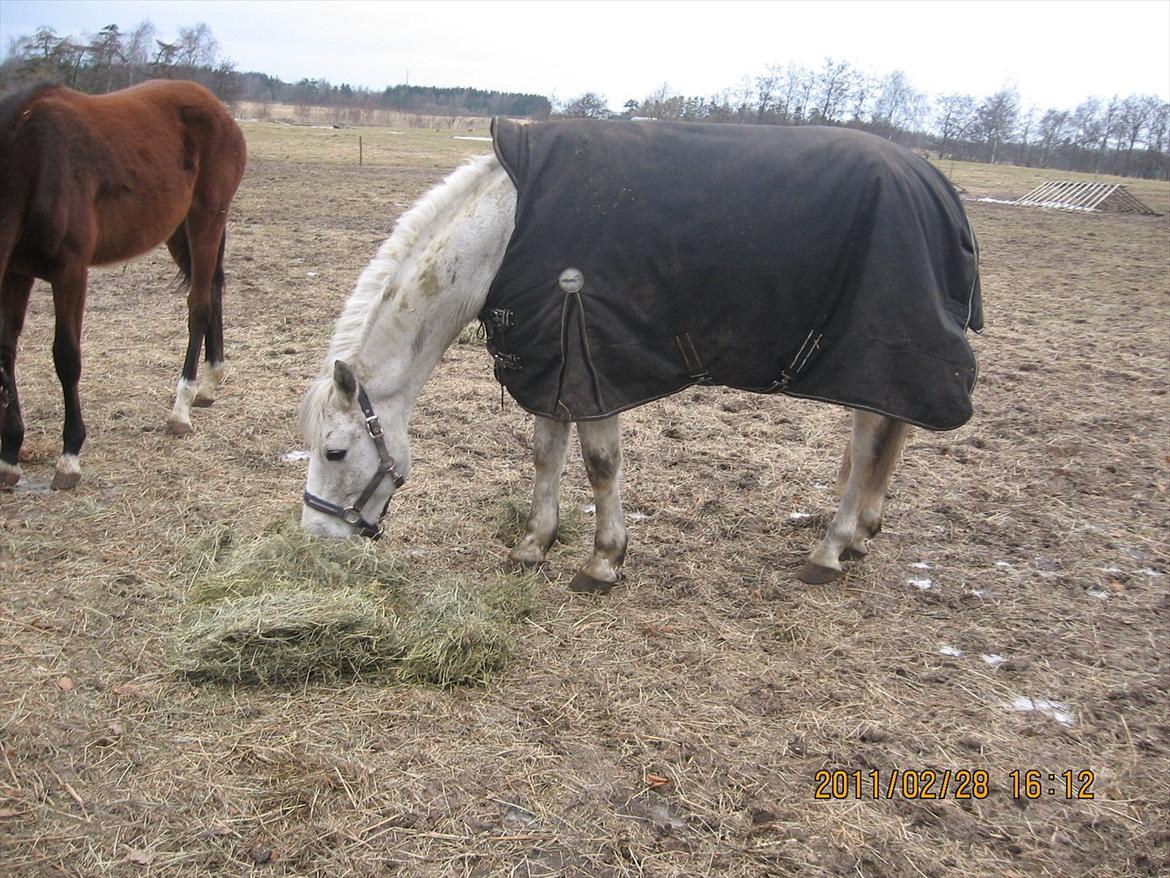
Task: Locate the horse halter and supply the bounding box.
[302,384,406,540]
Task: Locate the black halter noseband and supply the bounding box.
[302,384,406,540]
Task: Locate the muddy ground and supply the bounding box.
[1,124,1167,877]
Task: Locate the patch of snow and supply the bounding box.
[981,654,1006,667]
[938,645,963,657]
[1007,696,1075,726]
[910,561,932,570]
[908,578,934,590]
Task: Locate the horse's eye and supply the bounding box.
[325,449,347,462]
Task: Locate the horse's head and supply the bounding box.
[300,360,410,540]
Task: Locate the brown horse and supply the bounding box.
[0,79,246,489]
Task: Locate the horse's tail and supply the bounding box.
[166,227,226,294]
[0,208,18,302]
[213,229,226,298]
[167,226,193,290]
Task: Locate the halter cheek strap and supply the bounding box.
[302,384,406,540]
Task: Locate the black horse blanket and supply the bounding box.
[481,118,982,430]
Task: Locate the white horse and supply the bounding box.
[299,152,914,590]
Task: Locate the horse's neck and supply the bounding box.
[356,161,515,419]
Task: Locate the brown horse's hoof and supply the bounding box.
[191,395,216,408]
[569,571,616,595]
[841,545,868,562]
[0,467,19,489]
[50,470,81,491]
[166,418,195,437]
[797,562,843,584]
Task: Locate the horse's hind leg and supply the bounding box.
[193,231,227,408]
[49,267,89,490]
[571,416,627,595]
[508,416,571,569]
[799,410,908,583]
[166,211,226,435]
[0,272,34,487]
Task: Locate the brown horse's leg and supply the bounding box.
[166,210,226,435]
[0,272,34,487]
[571,416,627,595]
[194,231,227,407]
[508,416,571,569]
[49,268,89,490]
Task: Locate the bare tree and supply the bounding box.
[872,70,924,135]
[934,93,978,158]
[86,24,125,91]
[976,88,1019,163]
[124,19,156,83]
[754,65,781,123]
[561,91,610,118]
[176,22,218,68]
[1116,95,1159,175]
[1035,108,1070,168]
[813,58,853,123]
[848,71,876,123]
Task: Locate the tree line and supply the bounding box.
[3,21,1165,180]
[562,60,1169,180]
[0,21,551,121]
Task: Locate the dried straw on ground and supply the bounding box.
[169,520,535,685]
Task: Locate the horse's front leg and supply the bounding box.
[571,415,627,594]
[0,271,34,487]
[799,410,908,583]
[507,416,571,568]
[49,268,89,490]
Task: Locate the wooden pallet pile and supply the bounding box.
[1013,181,1159,215]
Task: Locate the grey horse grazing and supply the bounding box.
[300,119,982,591]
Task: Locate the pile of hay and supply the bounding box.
[169,520,535,686]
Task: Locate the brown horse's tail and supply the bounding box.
[167,226,226,295]
[167,226,193,290]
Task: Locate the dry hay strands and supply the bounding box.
[183,518,409,604]
[169,588,401,684]
[398,577,535,687]
[493,496,581,548]
[168,521,537,687]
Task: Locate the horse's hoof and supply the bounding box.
[0,464,20,489]
[502,556,542,575]
[191,395,216,408]
[51,470,81,491]
[166,418,195,437]
[797,562,843,584]
[841,545,869,562]
[569,571,616,595]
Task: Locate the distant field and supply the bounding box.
[235,100,493,132]
[1,122,1167,877]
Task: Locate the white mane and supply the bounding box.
[300,152,500,439]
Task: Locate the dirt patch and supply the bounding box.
[0,126,1167,876]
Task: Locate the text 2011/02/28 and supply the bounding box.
[813,769,1096,800]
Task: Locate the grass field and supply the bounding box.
[0,123,1167,877]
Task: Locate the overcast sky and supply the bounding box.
[2,1,1167,111]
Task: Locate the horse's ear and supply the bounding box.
[333,360,357,404]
